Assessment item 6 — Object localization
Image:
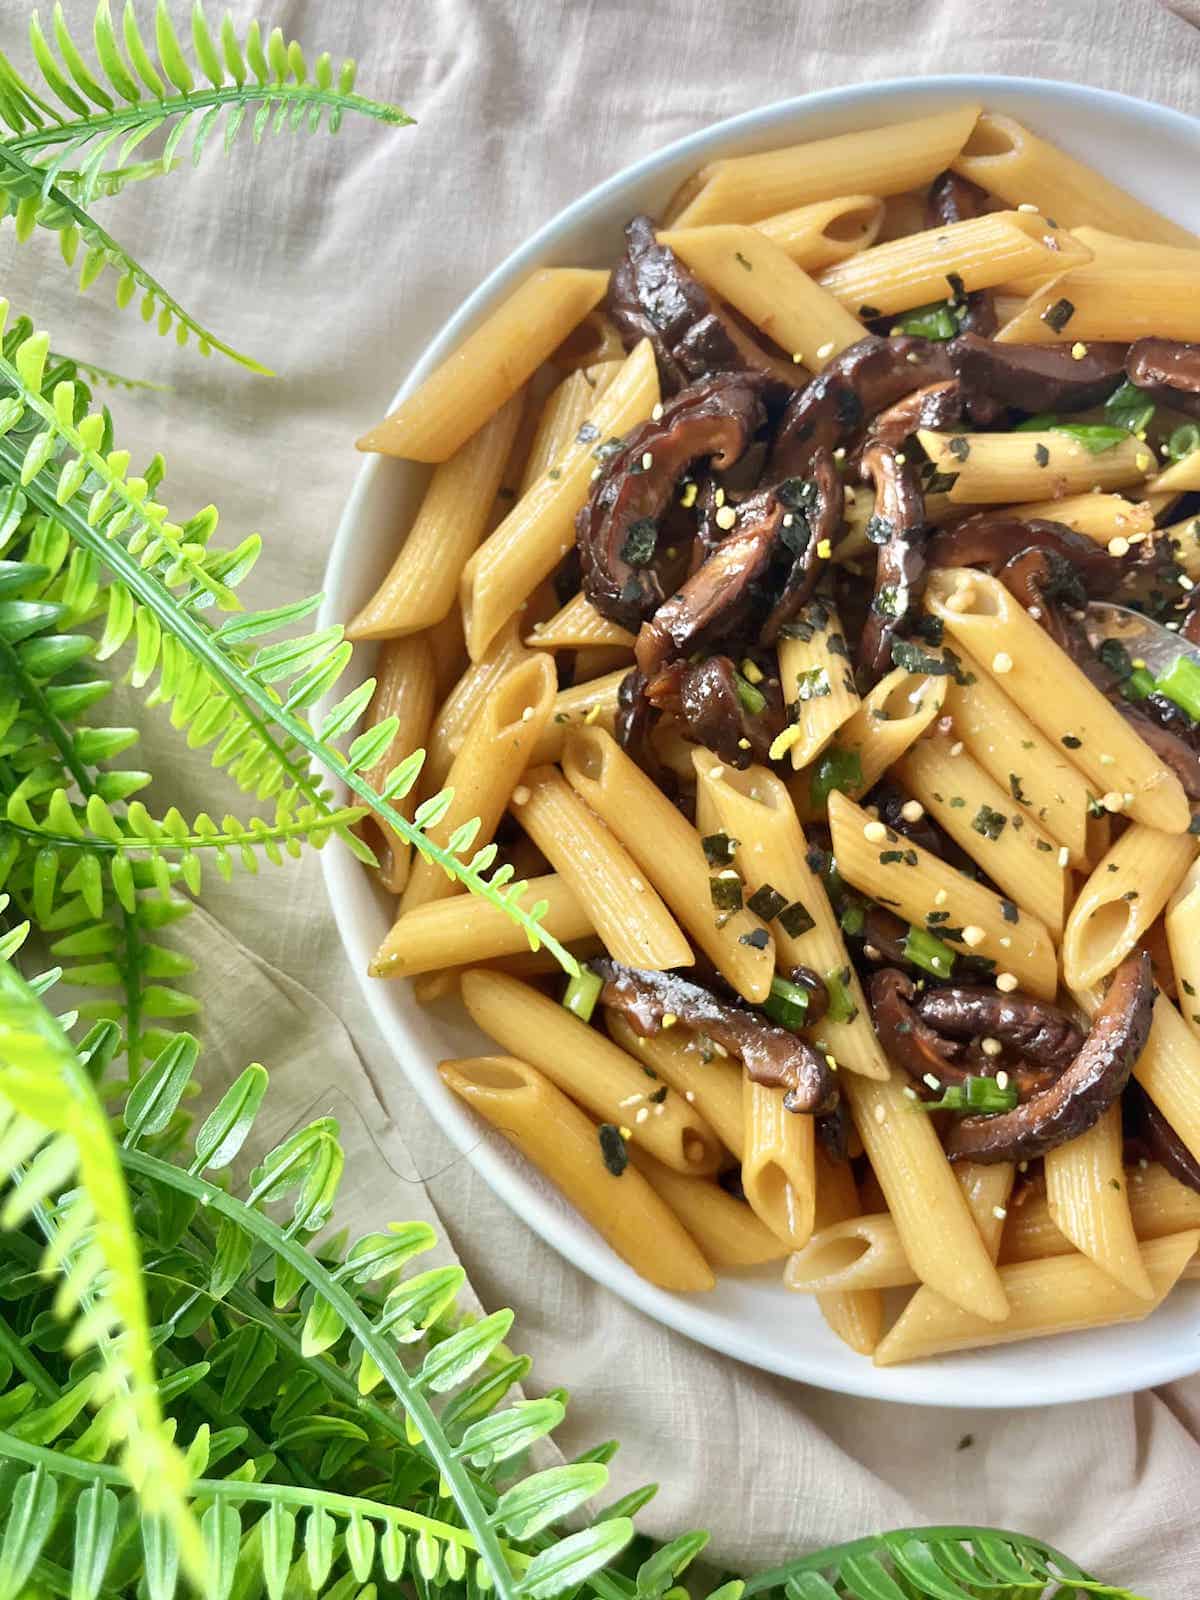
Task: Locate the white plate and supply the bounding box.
[321,75,1200,1405]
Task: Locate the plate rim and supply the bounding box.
[320,72,1200,1405]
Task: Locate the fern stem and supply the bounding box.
[8,82,412,155]
[119,1145,526,1600]
[0,1309,59,1400]
[2,805,367,855]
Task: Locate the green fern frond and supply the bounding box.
[48,346,170,390]
[0,963,201,1583]
[0,1,412,367]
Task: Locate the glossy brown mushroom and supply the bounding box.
[915,986,1083,1073]
[760,447,846,642]
[1132,1082,1200,1195]
[869,967,962,1085]
[857,439,930,681]
[593,958,838,1113]
[866,380,965,450]
[946,950,1155,1164]
[949,332,1127,413]
[928,511,1125,591]
[1126,337,1200,420]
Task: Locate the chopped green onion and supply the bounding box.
[839,901,866,938]
[1167,423,1200,463]
[810,746,864,809]
[1103,379,1156,436]
[733,669,766,716]
[1123,665,1156,702]
[1048,423,1129,454]
[1014,411,1058,432]
[903,924,956,979]
[897,300,960,340]
[563,969,602,1023]
[823,966,859,1024]
[762,974,812,1032]
[918,1075,1019,1114]
[1156,654,1200,723]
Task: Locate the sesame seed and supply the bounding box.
[895,451,907,465]
[995,1070,1009,1090]
[1017,202,1039,213]
[792,352,804,364]
[651,402,664,421]
[1101,790,1125,812]
[782,511,794,526]
[661,1012,677,1028]
[863,944,881,960]
[1181,574,1196,591]
[981,1036,1002,1057]
[996,971,1019,992]
[1107,536,1130,557]
[900,799,925,823]
[906,351,921,364]
[521,705,534,721]
[714,504,737,530]
[873,1103,886,1123]
[992,651,1013,674]
[584,704,602,724]
[1057,846,1070,867]
[934,888,948,906]
[833,447,846,462]
[636,1107,649,1123]
[923,1072,941,1090]
[742,659,764,684]
[863,820,889,843]
[680,481,698,508]
[1070,341,1088,360]
[511,785,530,806]
[1000,936,1012,948]
[825,1053,838,1072]
[630,876,645,893]
[618,1124,632,1140]
[714,487,726,507]
[684,1090,695,1103]
[992,1205,1008,1221]
[737,737,751,750]
[1137,451,1153,473]
[961,925,986,948]
[816,538,832,559]
[949,740,964,757]
[816,340,835,361]
[903,1085,918,1099]
[709,764,724,780]
[641,451,653,471]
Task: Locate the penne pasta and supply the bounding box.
[927,568,1191,833]
[817,211,1091,317]
[669,105,981,227]
[400,654,557,913]
[629,1149,788,1269]
[605,1011,745,1159]
[918,428,1155,503]
[562,727,775,1002]
[805,1150,884,1354]
[527,669,626,765]
[356,635,437,893]
[774,597,861,768]
[527,591,636,651]
[951,113,1197,246]
[657,225,864,367]
[1001,1162,1200,1264]
[742,1077,816,1249]
[793,661,948,807]
[996,268,1200,344]
[519,362,622,494]
[349,392,524,640]
[513,766,692,970]
[1166,861,1200,1039]
[460,971,723,1174]
[1070,225,1200,268]
[1163,513,1200,582]
[439,1055,714,1291]
[423,615,533,793]
[873,1231,1198,1366]
[370,873,592,979]
[692,756,888,1079]
[1148,449,1200,496]
[358,268,609,461]
[1061,825,1195,990]
[786,1210,916,1293]
[1011,492,1159,545]
[1044,1104,1154,1299]
[754,193,885,271]
[895,732,1068,934]
[463,339,659,660]
[828,789,1059,997]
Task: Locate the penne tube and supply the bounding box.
[605,1011,745,1159]
[427,607,469,699]
[460,971,723,1175]
[692,757,888,1079]
[519,361,622,494]
[1011,492,1159,545]
[895,732,1068,934]
[927,568,1191,833]
[513,766,692,970]
[840,1070,1009,1322]
[918,428,1155,503]
[463,339,659,660]
[996,268,1200,344]
[1044,1105,1154,1299]
[369,873,592,979]
[1071,225,1200,268]
[828,789,1058,997]
[1061,825,1195,990]
[951,113,1197,246]
[400,655,557,913]
[657,225,864,367]
[794,661,947,808]
[873,1231,1199,1366]
[358,269,609,461]
[1163,513,1200,582]
[629,1149,787,1269]
[754,193,885,271]
[774,598,861,768]
[817,211,1092,317]
[439,1055,713,1291]
[411,937,605,1006]
[1166,861,1200,1039]
[942,643,1092,866]
[423,615,533,793]
[562,727,775,1002]
[806,1150,884,1354]
[957,1161,1016,1262]
[527,591,635,651]
[1002,1163,1200,1264]
[1148,449,1200,496]
[669,105,981,227]
[356,635,437,894]
[527,670,625,766]
[742,1077,816,1249]
[1074,988,1200,1170]
[572,644,634,679]
[348,392,524,640]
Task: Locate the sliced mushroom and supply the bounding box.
[635,488,784,675]
[870,967,962,1085]
[770,334,955,480]
[925,171,997,337]
[593,958,838,1113]
[857,440,930,681]
[866,380,965,451]
[1126,337,1200,420]
[577,375,766,630]
[816,1097,852,1164]
[928,511,1125,591]
[1131,1082,1200,1195]
[915,986,1083,1073]
[946,950,1155,1164]
[656,653,785,769]
[949,331,1128,413]
[760,447,846,642]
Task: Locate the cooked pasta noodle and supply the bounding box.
[629,1148,788,1268]
[371,873,592,979]
[1061,825,1195,990]
[605,1011,746,1159]
[754,194,885,271]
[918,428,1155,503]
[1044,1104,1154,1299]
[356,635,437,893]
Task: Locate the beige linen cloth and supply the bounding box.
[6,0,1200,1586]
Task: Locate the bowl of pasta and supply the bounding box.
[322,75,1200,1403]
